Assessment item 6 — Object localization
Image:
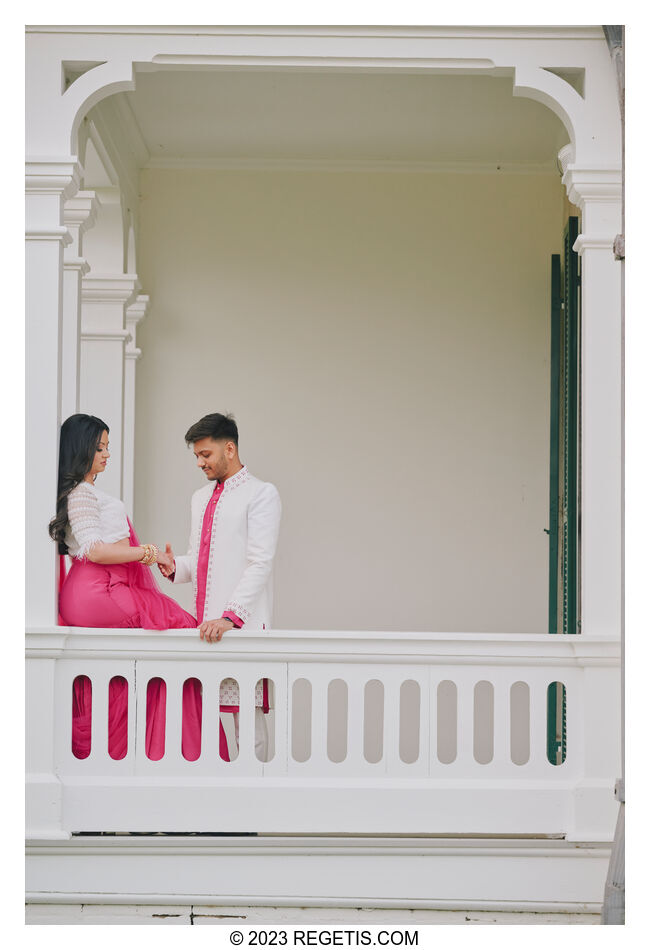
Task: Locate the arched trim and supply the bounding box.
[63,60,137,154]
[512,65,581,158]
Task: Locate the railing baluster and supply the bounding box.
[428,673,439,774]
[310,676,328,770]
[455,674,474,769]
[90,670,109,768]
[197,675,220,769]
[383,676,401,773]
[346,677,364,768]
[164,673,183,767]
[235,674,258,771]
[492,673,511,767]
[528,678,548,772]
[263,670,288,775]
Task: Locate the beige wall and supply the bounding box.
[135,167,565,632]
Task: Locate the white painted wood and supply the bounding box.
[453,672,476,774]
[234,673,261,774]
[263,668,288,777]
[307,673,329,772]
[24,903,601,925]
[62,191,99,421]
[123,294,148,518]
[346,678,365,771]
[90,667,111,768]
[25,161,81,627]
[382,674,402,776]
[26,629,619,840]
[25,834,613,911]
[193,675,220,773]
[491,670,511,768]
[163,669,184,768]
[79,274,139,500]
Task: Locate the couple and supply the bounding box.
[49,411,281,762]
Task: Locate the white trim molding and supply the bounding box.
[145,156,559,176]
[26,834,611,913]
[562,165,623,207]
[25,159,83,198]
[24,227,72,245]
[573,235,620,256]
[80,328,132,343]
[82,274,140,305]
[123,294,150,517]
[125,293,150,360]
[63,190,100,232]
[79,274,141,499]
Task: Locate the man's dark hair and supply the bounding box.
[185,412,239,447]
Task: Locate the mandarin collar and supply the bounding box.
[219,465,249,494]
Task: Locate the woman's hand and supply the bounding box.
[157,543,175,578]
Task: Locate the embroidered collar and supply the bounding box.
[221,465,250,494]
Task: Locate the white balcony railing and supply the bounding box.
[26,628,620,843]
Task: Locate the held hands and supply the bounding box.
[157,543,175,578]
[200,618,234,643]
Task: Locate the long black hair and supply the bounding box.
[48,414,109,554]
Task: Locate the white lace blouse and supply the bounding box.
[65,481,130,559]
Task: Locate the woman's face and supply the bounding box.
[86,430,110,481]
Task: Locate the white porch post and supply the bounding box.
[562,160,623,639]
[25,159,81,627]
[123,294,149,518]
[61,191,99,421]
[80,275,140,499]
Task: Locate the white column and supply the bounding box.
[61,191,99,421]
[123,294,150,518]
[25,159,81,627]
[562,161,623,639]
[80,275,140,499]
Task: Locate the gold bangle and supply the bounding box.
[140,543,158,566]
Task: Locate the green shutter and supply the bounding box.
[547,217,580,764]
[560,216,580,636]
[548,216,580,636]
[547,254,562,635]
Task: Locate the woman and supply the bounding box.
[49,414,201,760]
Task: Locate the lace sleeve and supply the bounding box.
[67,483,103,559]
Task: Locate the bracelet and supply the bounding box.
[139,543,159,566]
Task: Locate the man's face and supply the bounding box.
[193,437,229,481]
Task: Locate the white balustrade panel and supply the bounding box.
[27,630,620,840]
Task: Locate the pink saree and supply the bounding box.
[61,521,231,761]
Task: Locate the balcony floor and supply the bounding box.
[26,903,600,925]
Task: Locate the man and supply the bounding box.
[158,412,281,761]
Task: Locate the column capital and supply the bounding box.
[126,294,150,327]
[82,274,141,307]
[125,294,150,361]
[572,235,619,257]
[64,257,91,276]
[561,164,622,209]
[64,191,101,235]
[25,227,72,246]
[25,158,84,200]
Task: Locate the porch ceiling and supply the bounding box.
[124,69,569,169]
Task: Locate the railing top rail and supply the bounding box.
[26,626,621,665]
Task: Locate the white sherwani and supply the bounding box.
[173,466,281,630]
[172,466,281,758]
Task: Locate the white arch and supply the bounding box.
[60,54,609,170]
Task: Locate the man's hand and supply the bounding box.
[200,617,234,643]
[157,543,175,578]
